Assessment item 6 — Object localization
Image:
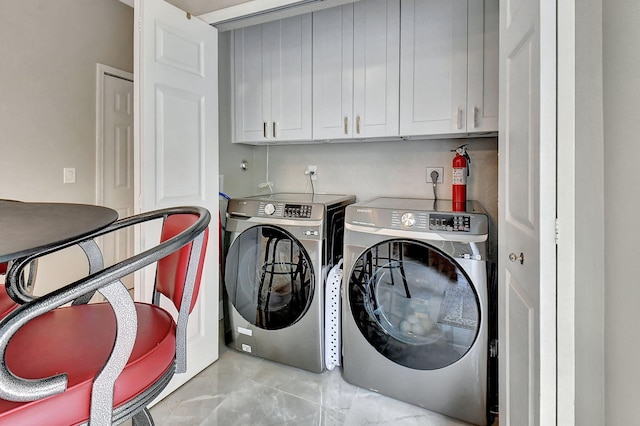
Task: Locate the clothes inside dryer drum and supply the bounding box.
[349,239,480,370]
[225,225,314,330]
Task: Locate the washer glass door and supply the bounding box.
[225,225,314,330]
[348,239,480,370]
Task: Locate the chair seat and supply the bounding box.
[0,287,19,319]
[0,302,176,425]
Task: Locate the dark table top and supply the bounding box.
[0,200,118,263]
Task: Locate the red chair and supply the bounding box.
[0,206,210,425]
[0,261,38,319]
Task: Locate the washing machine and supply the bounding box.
[224,193,355,373]
[342,197,490,425]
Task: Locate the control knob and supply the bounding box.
[264,203,276,215]
[401,212,416,228]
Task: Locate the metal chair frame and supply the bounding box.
[0,206,210,425]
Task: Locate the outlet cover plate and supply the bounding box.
[426,167,444,183]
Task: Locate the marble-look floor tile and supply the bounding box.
[148,348,489,426]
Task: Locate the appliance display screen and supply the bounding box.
[284,204,312,218]
[429,214,471,232]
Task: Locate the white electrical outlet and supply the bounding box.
[426,167,444,183]
[305,165,318,181]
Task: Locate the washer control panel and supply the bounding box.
[256,202,313,218]
[284,204,312,218]
[429,214,471,232]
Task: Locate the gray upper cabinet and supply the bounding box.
[233,14,312,143]
[231,0,497,144]
[312,0,400,140]
[400,0,499,137]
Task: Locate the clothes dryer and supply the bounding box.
[224,193,355,373]
[342,197,489,425]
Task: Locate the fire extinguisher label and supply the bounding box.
[453,167,467,184]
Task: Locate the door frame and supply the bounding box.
[95,63,134,206]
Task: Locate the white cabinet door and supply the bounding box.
[312,5,354,139]
[400,0,468,136]
[353,0,400,138]
[313,0,399,140]
[134,0,219,399]
[234,14,312,143]
[467,0,499,133]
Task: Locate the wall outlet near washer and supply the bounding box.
[305,165,318,180]
[426,167,444,183]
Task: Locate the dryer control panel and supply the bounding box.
[429,214,471,232]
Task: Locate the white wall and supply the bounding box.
[603,1,640,424]
[0,0,134,291]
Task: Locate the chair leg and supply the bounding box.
[131,407,155,426]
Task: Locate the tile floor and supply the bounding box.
[147,345,491,426]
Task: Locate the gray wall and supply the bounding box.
[0,0,133,203]
[0,0,134,292]
[603,1,640,424]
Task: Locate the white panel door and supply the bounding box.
[400,0,468,136]
[102,72,135,290]
[499,0,557,424]
[134,0,219,399]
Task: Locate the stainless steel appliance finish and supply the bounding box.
[342,197,489,425]
[224,193,355,373]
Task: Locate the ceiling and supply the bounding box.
[164,0,253,16]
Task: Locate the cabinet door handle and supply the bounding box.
[473,106,479,128]
[273,122,277,138]
[356,115,361,134]
[457,109,463,129]
[344,117,349,135]
[263,122,268,138]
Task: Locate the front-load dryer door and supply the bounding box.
[348,239,480,370]
[225,225,314,330]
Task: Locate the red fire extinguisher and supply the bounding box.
[452,144,471,212]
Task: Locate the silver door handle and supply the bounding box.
[509,252,524,265]
[457,108,463,129]
[263,122,268,138]
[344,117,349,135]
[473,106,479,128]
[273,122,277,138]
[356,115,361,134]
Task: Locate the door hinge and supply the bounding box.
[555,218,559,244]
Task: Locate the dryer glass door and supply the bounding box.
[348,239,480,370]
[225,225,314,330]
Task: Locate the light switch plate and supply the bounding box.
[63,167,76,184]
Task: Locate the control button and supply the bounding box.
[401,212,416,227]
[264,203,276,215]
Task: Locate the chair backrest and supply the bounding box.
[0,263,6,275]
[156,214,209,313]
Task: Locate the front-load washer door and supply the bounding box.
[225,225,315,330]
[348,239,480,370]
